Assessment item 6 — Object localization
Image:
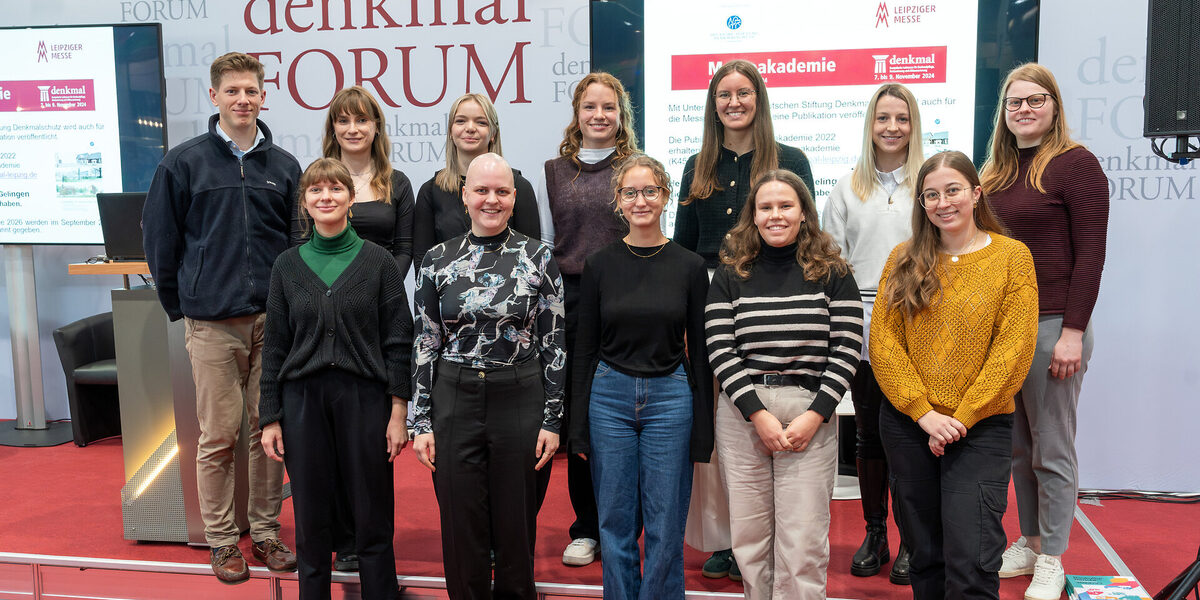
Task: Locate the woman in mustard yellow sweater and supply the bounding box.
[869,150,1038,600]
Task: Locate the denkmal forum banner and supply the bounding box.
[3,0,589,421]
[12,0,592,188]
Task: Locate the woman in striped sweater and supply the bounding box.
[705,169,863,600]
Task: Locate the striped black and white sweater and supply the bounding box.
[705,241,864,421]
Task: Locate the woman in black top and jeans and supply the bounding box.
[260,158,413,600]
[412,153,564,600]
[570,154,711,599]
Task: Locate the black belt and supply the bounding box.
[749,373,818,388]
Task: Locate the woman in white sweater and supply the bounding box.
[821,82,925,586]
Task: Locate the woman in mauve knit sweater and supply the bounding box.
[871,151,1039,600]
[980,63,1109,600]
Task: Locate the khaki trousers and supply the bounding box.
[185,314,283,547]
[715,385,836,600]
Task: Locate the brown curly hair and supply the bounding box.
[720,169,848,281]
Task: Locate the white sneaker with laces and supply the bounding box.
[1024,554,1066,600]
[1000,536,1038,578]
[562,537,599,566]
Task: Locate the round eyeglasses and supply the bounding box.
[919,186,973,209]
[618,186,666,203]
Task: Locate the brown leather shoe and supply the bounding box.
[210,545,250,584]
[252,538,298,573]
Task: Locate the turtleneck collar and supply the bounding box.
[308,224,360,255]
[1017,145,1040,160]
[468,228,510,249]
[759,237,798,265]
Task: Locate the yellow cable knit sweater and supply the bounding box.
[869,234,1039,428]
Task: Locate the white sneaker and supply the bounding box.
[562,538,599,566]
[1024,555,1066,600]
[1000,537,1038,578]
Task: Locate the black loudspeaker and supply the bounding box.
[1144,0,1200,136]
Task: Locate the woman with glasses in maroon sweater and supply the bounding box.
[980,63,1109,600]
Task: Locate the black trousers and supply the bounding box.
[280,370,398,600]
[852,361,888,461]
[432,359,548,600]
[561,272,600,541]
[880,402,1012,600]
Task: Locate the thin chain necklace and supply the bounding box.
[624,238,669,258]
[946,230,982,263]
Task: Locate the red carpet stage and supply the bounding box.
[1,433,1196,599]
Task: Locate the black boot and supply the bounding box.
[889,542,911,585]
[851,458,890,576]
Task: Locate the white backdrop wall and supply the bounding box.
[2,0,590,421]
[1039,1,1200,492]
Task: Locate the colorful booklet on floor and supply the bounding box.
[1065,575,1152,600]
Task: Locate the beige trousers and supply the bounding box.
[715,385,836,600]
[186,314,284,547]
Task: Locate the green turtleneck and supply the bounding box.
[299,223,365,287]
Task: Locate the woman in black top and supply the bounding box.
[260,158,413,600]
[293,86,415,281]
[413,93,540,271]
[411,153,564,600]
[673,59,815,269]
[570,154,711,599]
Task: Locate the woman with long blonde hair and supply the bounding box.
[980,63,1109,600]
[706,169,862,599]
[871,151,1039,600]
[412,93,539,271]
[822,82,924,584]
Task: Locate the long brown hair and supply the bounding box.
[557,72,639,165]
[684,60,780,205]
[851,83,925,200]
[435,93,504,193]
[720,170,848,281]
[321,86,393,203]
[297,158,355,236]
[884,151,1007,318]
[980,63,1080,194]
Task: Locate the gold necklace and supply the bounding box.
[946,230,982,263]
[624,239,669,258]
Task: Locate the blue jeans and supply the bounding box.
[589,360,694,600]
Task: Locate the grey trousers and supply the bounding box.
[1011,315,1094,556]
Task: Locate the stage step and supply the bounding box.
[0,552,752,599]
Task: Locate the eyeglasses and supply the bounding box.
[714,88,756,103]
[1003,93,1052,112]
[919,185,973,208]
[618,186,666,203]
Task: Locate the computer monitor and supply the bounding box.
[96,192,146,262]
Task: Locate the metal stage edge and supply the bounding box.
[0,552,764,600]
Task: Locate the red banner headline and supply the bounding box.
[671,47,947,90]
[0,80,96,112]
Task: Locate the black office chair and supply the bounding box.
[52,312,121,447]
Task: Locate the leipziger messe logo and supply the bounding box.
[726,15,742,30]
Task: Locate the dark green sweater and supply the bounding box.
[299,224,364,286]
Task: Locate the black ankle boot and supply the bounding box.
[889,543,911,585]
[851,524,889,577]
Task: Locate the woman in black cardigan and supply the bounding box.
[261,158,413,600]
